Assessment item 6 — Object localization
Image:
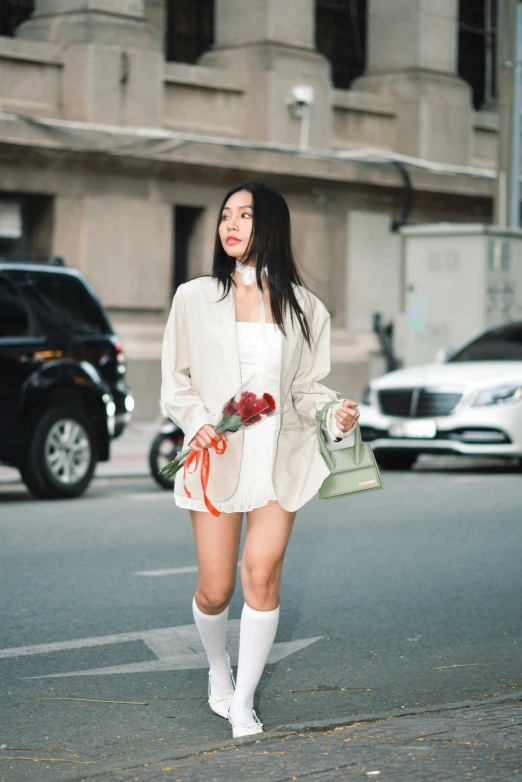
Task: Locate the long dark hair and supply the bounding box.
[212,181,312,347]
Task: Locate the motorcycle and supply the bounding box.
[149,418,185,490]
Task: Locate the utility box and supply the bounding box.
[397,224,522,367]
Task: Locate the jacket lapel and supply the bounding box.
[214,283,242,389]
[280,306,304,404]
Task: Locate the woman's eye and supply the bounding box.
[221,214,229,221]
[242,212,253,218]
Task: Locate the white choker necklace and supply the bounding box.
[235,261,267,286]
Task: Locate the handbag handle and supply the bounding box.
[315,400,363,470]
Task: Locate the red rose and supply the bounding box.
[237,392,276,424]
[238,392,262,424]
[262,393,276,415]
[222,398,239,415]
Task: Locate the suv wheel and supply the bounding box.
[375,450,418,470]
[23,406,97,499]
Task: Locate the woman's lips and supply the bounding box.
[226,236,241,245]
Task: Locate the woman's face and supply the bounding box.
[218,190,254,262]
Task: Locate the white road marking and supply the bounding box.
[453,476,510,484]
[134,565,198,578]
[0,622,322,679]
[134,562,241,577]
[135,566,198,576]
[128,493,172,501]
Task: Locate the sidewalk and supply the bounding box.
[66,694,522,782]
[95,420,160,480]
[0,420,160,485]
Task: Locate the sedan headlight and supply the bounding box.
[471,385,522,406]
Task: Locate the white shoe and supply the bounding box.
[228,708,264,738]
[208,652,235,719]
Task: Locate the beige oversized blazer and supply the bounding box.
[161,276,341,512]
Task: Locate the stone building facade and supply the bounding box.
[0,0,498,417]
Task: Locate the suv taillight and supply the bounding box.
[114,339,125,364]
[113,339,126,375]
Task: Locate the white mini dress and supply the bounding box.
[174,321,283,513]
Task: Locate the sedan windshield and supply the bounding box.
[449,323,522,362]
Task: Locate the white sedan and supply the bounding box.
[359,321,522,469]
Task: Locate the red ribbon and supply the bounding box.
[183,436,227,516]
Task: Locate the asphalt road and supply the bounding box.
[0,462,521,781]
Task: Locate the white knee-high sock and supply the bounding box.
[192,597,234,698]
[228,602,280,725]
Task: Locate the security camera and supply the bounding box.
[286,85,315,117]
[291,85,315,106]
[286,84,315,149]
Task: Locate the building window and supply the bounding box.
[458,0,497,110]
[315,0,366,90]
[165,0,214,64]
[0,0,34,37]
[172,206,204,296]
[0,195,54,258]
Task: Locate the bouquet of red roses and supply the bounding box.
[159,382,276,482]
[159,378,277,516]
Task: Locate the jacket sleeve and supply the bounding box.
[325,402,356,442]
[161,285,215,446]
[291,302,356,446]
[291,300,341,424]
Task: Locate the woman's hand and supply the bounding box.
[334,399,360,433]
[190,424,226,451]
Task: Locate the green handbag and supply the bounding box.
[315,401,384,500]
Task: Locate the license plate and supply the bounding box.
[389,419,437,439]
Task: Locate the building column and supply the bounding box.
[354,0,472,164]
[495,0,520,226]
[200,0,332,147]
[16,0,164,126]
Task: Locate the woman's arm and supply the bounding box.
[291,299,356,442]
[291,300,339,421]
[161,285,215,446]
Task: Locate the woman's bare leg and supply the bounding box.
[229,501,296,725]
[191,509,242,613]
[190,509,243,699]
[241,500,296,610]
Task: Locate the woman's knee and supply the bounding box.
[242,564,280,603]
[195,584,234,615]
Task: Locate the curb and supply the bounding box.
[0,471,153,487]
[273,687,522,734]
[62,689,522,782]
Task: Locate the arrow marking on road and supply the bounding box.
[0,621,322,679]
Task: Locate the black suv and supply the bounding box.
[0,255,134,498]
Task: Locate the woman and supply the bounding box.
[161,181,359,738]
